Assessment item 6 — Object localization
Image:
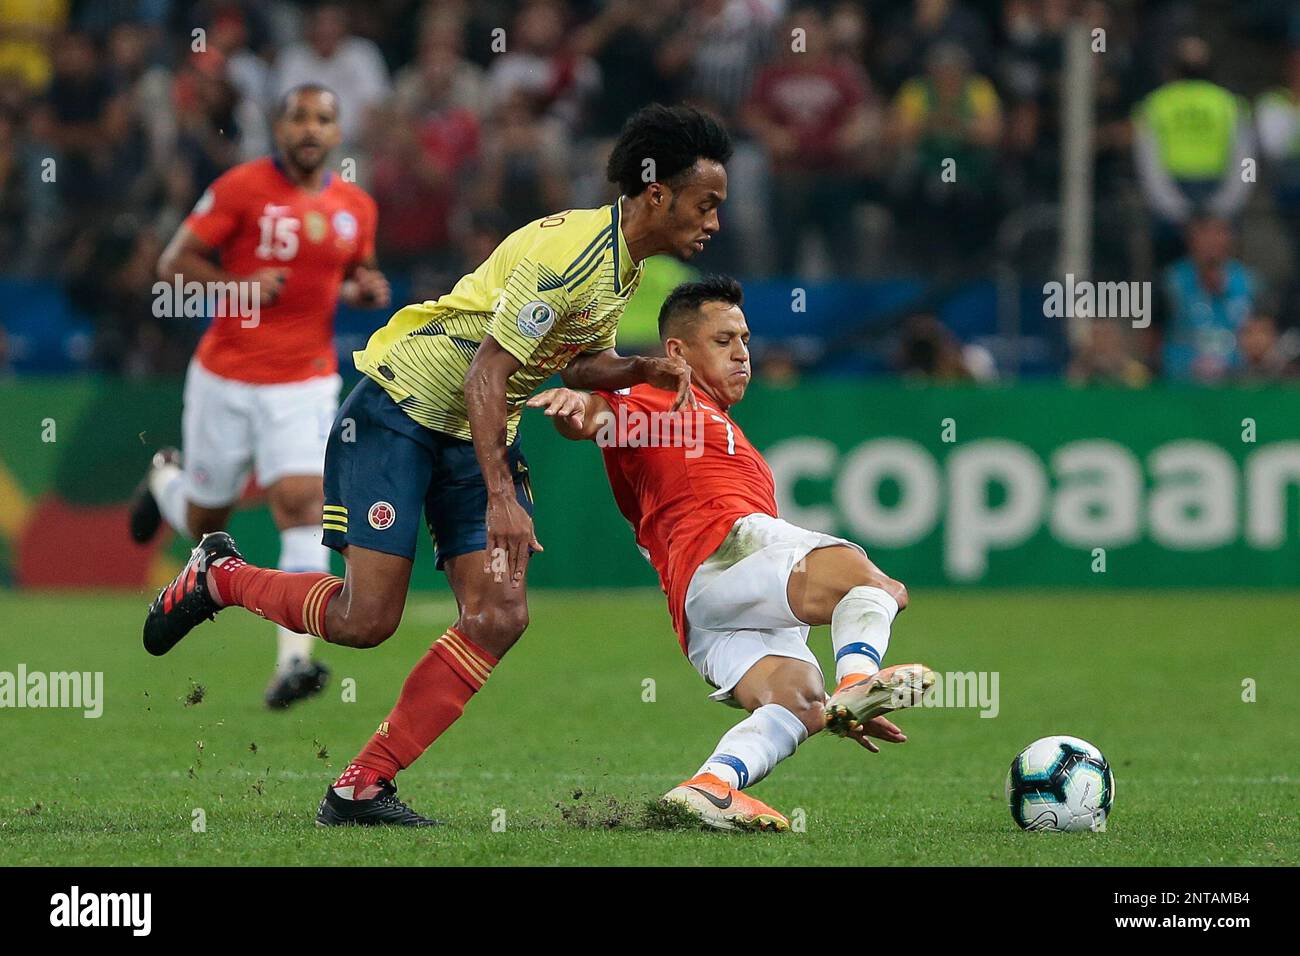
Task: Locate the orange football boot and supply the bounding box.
[662,773,790,832]
[824,662,936,737]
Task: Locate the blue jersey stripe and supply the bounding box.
[562,225,613,280]
[565,241,611,290]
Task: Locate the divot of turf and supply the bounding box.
[557,790,706,832]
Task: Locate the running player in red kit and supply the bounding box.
[130,84,390,708]
[528,276,935,831]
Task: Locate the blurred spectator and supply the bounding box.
[104,21,176,172]
[659,0,775,126]
[0,105,52,270]
[1256,48,1300,325]
[93,89,152,210]
[744,7,881,277]
[997,0,1067,206]
[152,159,196,249]
[66,215,189,374]
[45,30,109,209]
[1233,312,1300,382]
[897,312,995,382]
[4,0,1300,380]
[273,3,390,147]
[208,6,273,112]
[369,93,479,271]
[12,99,62,274]
[77,0,170,35]
[1067,317,1152,387]
[171,50,241,192]
[393,10,487,119]
[574,0,682,139]
[658,0,778,274]
[878,0,992,92]
[889,41,1003,273]
[0,0,69,93]
[0,107,23,260]
[1088,0,1140,202]
[826,0,871,63]
[475,90,569,229]
[1133,37,1255,265]
[1160,216,1259,382]
[379,7,485,271]
[999,0,1064,105]
[205,7,273,160]
[485,0,600,134]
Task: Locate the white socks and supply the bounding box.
[831,585,899,683]
[698,703,808,790]
[150,463,191,538]
[276,524,329,673]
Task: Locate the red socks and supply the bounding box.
[207,555,343,639]
[205,564,501,789]
[344,628,498,782]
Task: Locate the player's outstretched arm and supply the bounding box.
[560,348,697,410]
[525,388,611,441]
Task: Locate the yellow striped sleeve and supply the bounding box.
[484,255,573,366]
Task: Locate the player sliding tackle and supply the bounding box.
[528,276,936,832]
[143,105,733,827]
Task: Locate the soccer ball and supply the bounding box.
[1005,735,1114,832]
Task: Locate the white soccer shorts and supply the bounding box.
[180,359,341,508]
[684,513,865,705]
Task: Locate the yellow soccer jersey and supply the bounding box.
[354,202,644,443]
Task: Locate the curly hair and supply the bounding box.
[606,104,733,197]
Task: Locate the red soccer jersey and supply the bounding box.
[185,157,377,384]
[746,61,870,170]
[596,383,778,650]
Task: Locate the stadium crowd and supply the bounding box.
[2,0,1300,383]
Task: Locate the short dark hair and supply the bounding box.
[606,104,733,197]
[275,83,340,120]
[658,274,744,339]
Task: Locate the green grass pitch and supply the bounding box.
[1,589,1296,866]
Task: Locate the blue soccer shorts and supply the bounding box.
[321,377,534,567]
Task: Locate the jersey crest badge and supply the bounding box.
[368,501,396,530]
[304,210,327,243]
[516,301,555,339]
[332,210,358,241]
